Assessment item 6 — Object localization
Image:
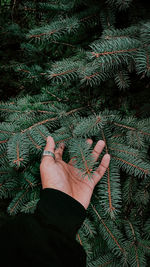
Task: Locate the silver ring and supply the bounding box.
[41,150,55,160]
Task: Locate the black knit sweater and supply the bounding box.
[0,188,87,266]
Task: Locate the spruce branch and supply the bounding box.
[90,204,125,255]
[20,106,86,133]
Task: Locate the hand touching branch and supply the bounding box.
[40,136,110,209]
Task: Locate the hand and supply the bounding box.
[40,136,110,209]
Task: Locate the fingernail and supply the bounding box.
[98,140,105,145]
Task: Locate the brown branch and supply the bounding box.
[112,122,150,137]
[91,204,124,252]
[85,72,100,80]
[101,130,115,213]
[134,244,140,267]
[9,188,29,215]
[112,156,149,175]
[21,106,86,134]
[50,68,78,77]
[83,221,93,236]
[91,47,139,58]
[29,29,57,39]
[0,139,9,144]
[77,234,82,245]
[51,40,75,48]
[13,142,23,167]
[29,13,98,39]
[109,145,138,157]
[0,108,22,112]
[80,148,92,177]
[127,220,136,241]
[26,132,42,150]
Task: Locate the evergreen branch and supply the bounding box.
[112,156,149,176]
[0,140,8,144]
[27,10,100,41]
[107,166,115,214]
[0,107,54,115]
[50,68,78,78]
[134,245,140,267]
[114,70,130,89]
[68,138,97,179]
[37,126,71,150]
[109,144,139,158]
[101,26,140,40]
[7,188,29,215]
[135,48,150,77]
[21,106,86,133]
[0,108,22,113]
[21,198,40,214]
[127,230,149,267]
[26,132,42,150]
[126,219,137,242]
[13,142,24,167]
[73,114,107,137]
[111,122,150,137]
[122,176,136,206]
[85,72,100,80]
[80,14,96,23]
[98,160,122,219]
[27,16,80,41]
[91,204,124,253]
[47,59,81,82]
[100,130,120,219]
[82,219,97,237]
[29,29,58,39]
[88,253,116,267]
[138,241,150,253]
[80,148,92,177]
[7,133,30,168]
[50,40,75,47]
[91,47,139,58]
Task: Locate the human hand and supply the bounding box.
[40,136,110,209]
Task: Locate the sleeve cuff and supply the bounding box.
[36,188,86,239]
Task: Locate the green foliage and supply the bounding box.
[1,0,150,266]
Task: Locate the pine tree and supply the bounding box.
[0,0,150,266]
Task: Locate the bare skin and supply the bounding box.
[40,136,110,209]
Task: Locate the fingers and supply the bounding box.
[91,140,105,162]
[92,154,111,185]
[41,136,55,164]
[68,139,93,166]
[55,143,65,160]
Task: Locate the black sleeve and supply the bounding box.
[0,188,87,267]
